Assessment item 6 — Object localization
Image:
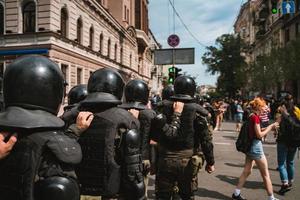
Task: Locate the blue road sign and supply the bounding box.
[282,1,295,14]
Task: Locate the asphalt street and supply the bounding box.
[147,122,300,200]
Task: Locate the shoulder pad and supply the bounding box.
[125,129,140,148]
[194,104,209,116]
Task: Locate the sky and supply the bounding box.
[149,0,245,86]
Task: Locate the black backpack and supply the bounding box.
[287,115,300,147]
[236,115,252,153]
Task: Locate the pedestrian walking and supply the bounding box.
[276,94,300,195]
[259,98,271,143]
[232,97,280,200]
[235,100,244,132]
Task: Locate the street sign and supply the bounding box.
[167,34,180,47]
[282,1,295,15]
[154,48,195,65]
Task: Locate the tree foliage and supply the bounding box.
[249,37,300,92]
[202,34,248,97]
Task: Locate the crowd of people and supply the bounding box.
[0,55,299,200]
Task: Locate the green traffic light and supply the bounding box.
[272,8,278,14]
[168,67,175,73]
[168,77,174,84]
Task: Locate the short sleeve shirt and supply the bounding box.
[249,114,260,139]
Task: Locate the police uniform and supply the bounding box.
[76,69,145,200]
[0,55,81,200]
[155,76,215,200]
[61,84,88,128]
[119,79,156,198]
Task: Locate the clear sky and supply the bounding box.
[149,0,244,86]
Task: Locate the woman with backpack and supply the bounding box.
[232,97,280,200]
[276,94,300,195]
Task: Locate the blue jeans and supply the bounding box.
[277,142,297,184]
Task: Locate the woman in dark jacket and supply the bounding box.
[277,94,300,195]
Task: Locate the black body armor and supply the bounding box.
[77,107,145,199]
[0,55,81,200]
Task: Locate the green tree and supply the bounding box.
[202,34,247,97]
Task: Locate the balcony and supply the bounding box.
[136,29,150,52]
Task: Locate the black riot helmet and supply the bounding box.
[68,84,88,105]
[81,68,124,105]
[171,75,196,101]
[119,79,149,110]
[3,55,64,114]
[162,85,174,100]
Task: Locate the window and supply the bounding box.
[114,44,117,61]
[0,63,3,91]
[124,5,127,20]
[99,33,103,54]
[60,8,68,37]
[120,47,123,64]
[0,4,4,35]
[61,64,69,84]
[129,54,132,67]
[0,63,4,78]
[285,28,290,43]
[107,39,111,58]
[23,1,36,33]
[77,68,82,84]
[77,18,82,44]
[127,9,129,23]
[89,26,94,49]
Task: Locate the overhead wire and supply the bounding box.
[168,0,207,48]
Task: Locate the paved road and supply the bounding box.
[147,122,300,200]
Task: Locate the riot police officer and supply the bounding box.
[76,69,145,200]
[119,79,156,198]
[0,55,92,200]
[61,84,88,128]
[156,76,215,200]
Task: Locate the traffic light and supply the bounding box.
[168,67,182,84]
[174,67,182,78]
[271,0,278,14]
[168,67,175,84]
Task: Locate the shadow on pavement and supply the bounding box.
[224,162,278,172]
[222,135,237,140]
[195,188,232,200]
[216,174,281,189]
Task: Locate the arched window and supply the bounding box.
[107,39,111,58]
[0,3,4,35]
[99,33,103,54]
[76,18,82,44]
[114,44,117,61]
[23,1,36,33]
[60,7,68,37]
[89,26,94,49]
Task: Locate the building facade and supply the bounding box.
[0,0,162,94]
[235,0,300,100]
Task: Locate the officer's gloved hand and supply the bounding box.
[0,132,17,160]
